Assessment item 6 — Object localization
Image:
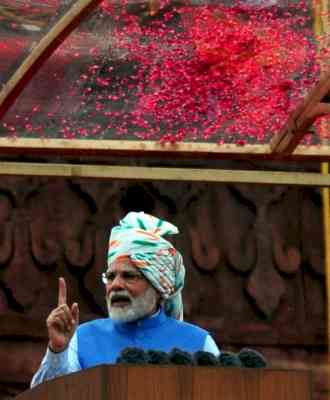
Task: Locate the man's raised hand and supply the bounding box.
[46,277,79,353]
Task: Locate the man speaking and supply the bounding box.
[31,212,220,386]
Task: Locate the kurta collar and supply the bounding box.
[113,307,167,332]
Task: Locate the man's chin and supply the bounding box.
[109,306,138,322]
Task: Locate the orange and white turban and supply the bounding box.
[107,212,185,320]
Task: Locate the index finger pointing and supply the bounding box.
[58,277,67,306]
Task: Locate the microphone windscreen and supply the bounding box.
[169,348,194,365]
[238,348,267,368]
[147,350,171,365]
[218,351,243,367]
[116,347,148,364]
[193,351,219,366]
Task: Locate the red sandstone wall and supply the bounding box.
[0,175,326,399]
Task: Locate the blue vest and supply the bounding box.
[77,309,208,368]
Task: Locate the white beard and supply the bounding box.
[106,286,158,322]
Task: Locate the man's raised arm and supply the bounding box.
[30,278,81,387]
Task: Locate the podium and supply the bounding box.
[17,365,312,400]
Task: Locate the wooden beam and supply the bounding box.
[270,71,330,155]
[0,138,330,160]
[321,163,330,367]
[0,137,270,158]
[1,161,330,186]
[0,0,103,121]
[0,137,266,153]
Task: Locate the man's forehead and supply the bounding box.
[107,257,137,273]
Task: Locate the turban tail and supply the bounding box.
[107,212,185,320]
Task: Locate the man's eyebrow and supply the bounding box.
[122,270,138,274]
[107,268,137,274]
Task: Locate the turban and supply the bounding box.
[107,212,185,320]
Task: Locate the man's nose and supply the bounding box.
[110,274,126,290]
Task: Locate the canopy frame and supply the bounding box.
[0,0,330,161]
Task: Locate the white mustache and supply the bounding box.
[109,290,132,304]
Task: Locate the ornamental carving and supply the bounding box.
[0,174,325,400]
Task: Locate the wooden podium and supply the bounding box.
[17,366,312,400]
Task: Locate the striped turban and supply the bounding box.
[107,212,185,320]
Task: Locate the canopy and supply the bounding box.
[0,0,329,159]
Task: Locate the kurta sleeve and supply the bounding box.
[203,335,220,356]
[30,332,81,388]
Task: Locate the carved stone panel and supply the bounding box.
[0,174,325,399]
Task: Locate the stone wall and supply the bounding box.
[0,174,326,399]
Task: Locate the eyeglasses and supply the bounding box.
[102,270,145,285]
